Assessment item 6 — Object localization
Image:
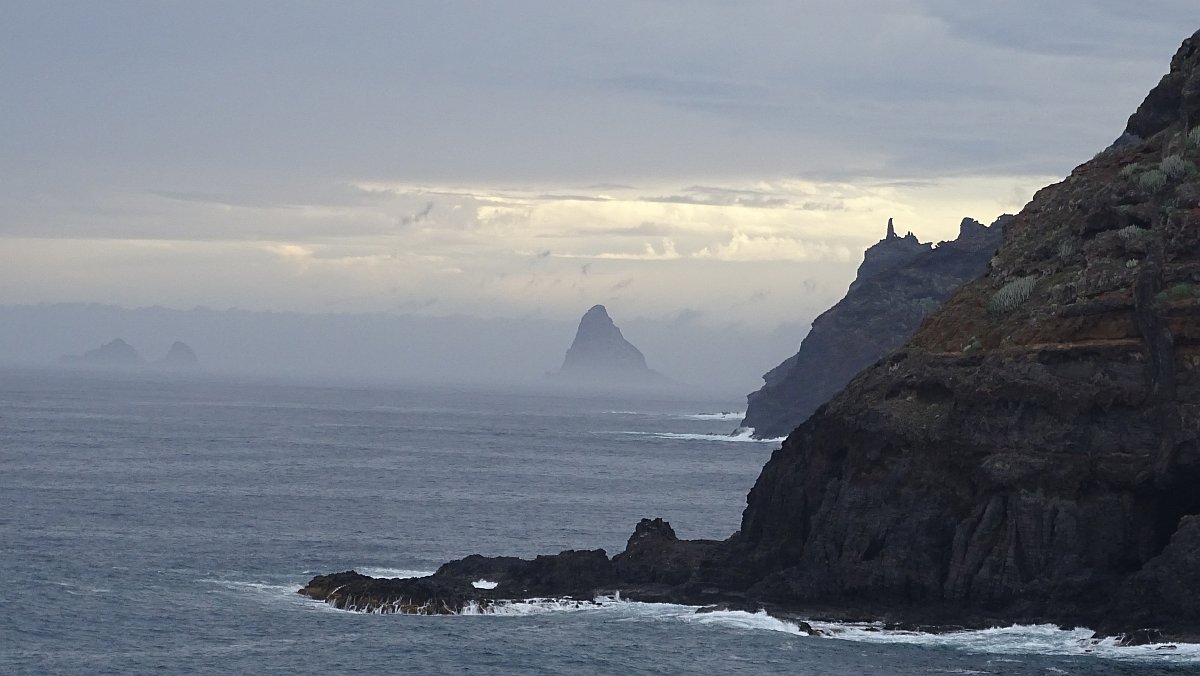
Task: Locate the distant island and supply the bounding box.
[158,341,199,368]
[61,338,144,366]
[61,338,199,369]
[552,305,667,386]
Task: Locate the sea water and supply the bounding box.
[2,368,1197,675]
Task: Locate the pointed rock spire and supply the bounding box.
[556,305,665,385]
[886,218,897,240]
[160,340,199,367]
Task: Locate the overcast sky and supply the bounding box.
[2,2,1197,330]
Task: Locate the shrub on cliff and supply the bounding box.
[987,276,1037,315]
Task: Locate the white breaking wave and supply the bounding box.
[294,582,1200,662]
[679,411,745,421]
[612,427,782,443]
[471,579,498,590]
[51,581,111,595]
[460,596,613,616]
[808,621,1200,664]
[204,579,300,594]
[357,568,435,579]
[457,594,802,635]
[603,410,746,421]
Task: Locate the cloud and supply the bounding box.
[641,186,791,208]
[533,193,614,202]
[266,243,313,259]
[594,238,681,261]
[593,222,681,237]
[598,73,788,117]
[399,201,434,227]
[919,0,1197,58]
[669,308,704,326]
[151,189,299,210]
[696,232,853,262]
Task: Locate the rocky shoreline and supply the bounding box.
[297,518,1197,645]
[301,28,1200,646]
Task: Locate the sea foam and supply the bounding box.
[314,589,1200,663]
[611,428,783,443]
[356,568,436,579]
[807,621,1200,664]
[678,411,745,421]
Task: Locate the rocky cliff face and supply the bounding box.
[734,28,1200,635]
[301,29,1200,641]
[556,305,663,384]
[743,216,1007,439]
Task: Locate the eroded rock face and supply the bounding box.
[301,28,1200,640]
[742,216,1007,439]
[736,26,1200,636]
[299,550,618,614]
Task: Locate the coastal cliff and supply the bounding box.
[743,217,1007,439]
[734,29,1200,634]
[301,29,1200,641]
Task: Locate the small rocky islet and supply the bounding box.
[301,29,1200,643]
[553,304,668,386]
[61,338,199,368]
[61,338,144,366]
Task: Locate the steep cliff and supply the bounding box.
[743,217,1006,439]
[734,28,1200,635]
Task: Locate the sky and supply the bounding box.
[1,1,1198,332]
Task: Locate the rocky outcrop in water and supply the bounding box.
[62,338,144,366]
[554,305,665,385]
[158,341,199,368]
[742,216,1007,439]
[298,519,722,613]
[301,28,1200,642]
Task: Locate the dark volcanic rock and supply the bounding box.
[300,550,618,614]
[62,338,144,366]
[742,216,1007,439]
[301,29,1200,642]
[612,518,721,589]
[733,27,1200,638]
[555,304,664,384]
[159,340,199,367]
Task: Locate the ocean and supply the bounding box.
[2,367,1196,675]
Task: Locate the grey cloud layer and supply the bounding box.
[0,2,1196,327]
[3,1,1196,190]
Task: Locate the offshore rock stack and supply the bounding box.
[553,304,667,386]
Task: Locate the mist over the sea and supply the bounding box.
[0,303,811,397]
